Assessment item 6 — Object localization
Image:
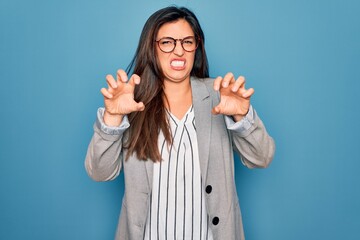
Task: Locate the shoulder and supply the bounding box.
[191,76,215,86]
[191,76,218,100]
[190,76,217,93]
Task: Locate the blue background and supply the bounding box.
[1,0,359,239]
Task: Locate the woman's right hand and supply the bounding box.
[100,69,145,126]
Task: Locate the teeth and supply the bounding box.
[171,60,185,67]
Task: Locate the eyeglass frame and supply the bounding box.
[155,36,200,53]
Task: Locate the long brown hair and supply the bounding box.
[125,6,209,161]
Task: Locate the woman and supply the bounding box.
[85,6,275,240]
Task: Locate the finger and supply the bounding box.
[106,74,118,89]
[117,69,128,83]
[135,102,145,111]
[211,105,221,115]
[242,88,255,98]
[232,76,245,92]
[100,88,113,98]
[128,74,141,87]
[222,72,235,88]
[213,76,223,91]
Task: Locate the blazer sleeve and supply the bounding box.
[228,108,275,169]
[84,108,129,181]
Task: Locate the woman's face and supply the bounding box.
[156,19,196,84]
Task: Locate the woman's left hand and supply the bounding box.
[212,73,254,122]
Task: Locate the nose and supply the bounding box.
[173,40,184,56]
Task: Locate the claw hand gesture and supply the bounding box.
[212,73,254,122]
[100,69,144,126]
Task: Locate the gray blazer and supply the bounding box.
[85,77,275,240]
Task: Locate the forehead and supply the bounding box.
[157,19,194,38]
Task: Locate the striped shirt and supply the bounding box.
[144,106,213,240]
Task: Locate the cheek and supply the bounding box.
[156,51,168,67]
[188,54,196,67]
[158,57,168,71]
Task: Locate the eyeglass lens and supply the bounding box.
[157,36,198,53]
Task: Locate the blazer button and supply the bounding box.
[205,185,212,194]
[212,217,219,225]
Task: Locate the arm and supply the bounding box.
[85,69,144,181]
[85,108,130,181]
[225,107,275,168]
[212,73,275,168]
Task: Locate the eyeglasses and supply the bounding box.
[155,36,199,53]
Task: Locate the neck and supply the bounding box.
[163,77,191,99]
[163,77,192,119]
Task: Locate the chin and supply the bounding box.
[165,75,190,83]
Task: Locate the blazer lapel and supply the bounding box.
[191,77,212,181]
[144,77,212,188]
[145,159,153,191]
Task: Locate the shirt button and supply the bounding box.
[212,217,220,225]
[205,185,212,194]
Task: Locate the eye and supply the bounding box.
[183,37,195,45]
[159,38,174,45]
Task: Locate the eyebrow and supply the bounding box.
[157,35,195,40]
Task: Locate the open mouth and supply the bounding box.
[170,60,185,68]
